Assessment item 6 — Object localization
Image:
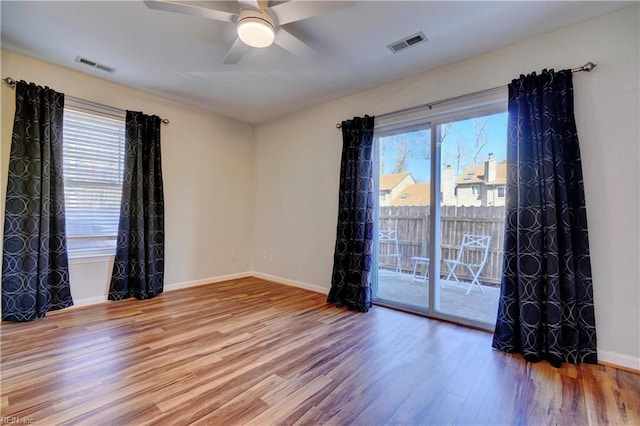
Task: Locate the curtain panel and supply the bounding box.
[109,110,165,300]
[492,69,597,367]
[2,81,73,321]
[327,115,375,312]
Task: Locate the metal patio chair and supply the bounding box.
[443,234,491,295]
[379,229,402,276]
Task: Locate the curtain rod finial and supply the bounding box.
[574,62,597,73]
[3,77,16,87]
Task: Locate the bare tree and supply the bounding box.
[423,123,454,155]
[471,118,489,165]
[379,137,388,174]
[418,124,453,161]
[441,119,490,175]
[379,135,414,175]
[441,123,470,176]
[451,137,471,178]
[440,122,453,144]
[392,135,413,173]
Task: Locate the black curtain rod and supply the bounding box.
[2,77,170,125]
[335,61,597,129]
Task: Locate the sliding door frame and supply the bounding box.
[372,89,508,331]
[372,121,432,314]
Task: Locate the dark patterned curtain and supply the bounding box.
[492,69,597,367]
[2,81,73,321]
[109,111,164,300]
[327,115,375,312]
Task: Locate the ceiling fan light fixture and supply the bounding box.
[237,15,275,48]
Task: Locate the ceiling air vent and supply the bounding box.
[387,31,428,54]
[75,56,116,73]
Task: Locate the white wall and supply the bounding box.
[1,50,256,306]
[253,6,640,369]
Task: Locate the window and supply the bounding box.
[62,99,125,257]
[472,185,480,196]
[497,186,506,197]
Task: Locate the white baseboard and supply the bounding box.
[250,271,329,295]
[598,349,640,372]
[70,272,253,308]
[72,272,327,304]
[72,296,107,308]
[164,271,252,292]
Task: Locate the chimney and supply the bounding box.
[485,153,496,183]
[441,164,455,206]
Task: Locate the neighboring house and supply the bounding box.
[379,173,415,206]
[389,183,431,206]
[380,154,505,208]
[442,165,456,206]
[454,154,507,207]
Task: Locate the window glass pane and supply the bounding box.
[376,126,431,310]
[438,112,507,325]
[62,105,125,256]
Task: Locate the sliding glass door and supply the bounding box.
[372,96,507,330]
[434,112,507,326]
[374,124,432,311]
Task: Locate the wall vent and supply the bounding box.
[75,56,116,73]
[387,31,428,54]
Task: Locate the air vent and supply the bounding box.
[387,31,428,54]
[75,56,116,73]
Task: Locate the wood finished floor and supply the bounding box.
[1,277,639,425]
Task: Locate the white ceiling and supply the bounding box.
[1,1,634,124]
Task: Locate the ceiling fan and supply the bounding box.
[143,0,354,64]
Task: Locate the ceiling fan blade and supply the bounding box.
[269,0,355,25]
[223,37,251,64]
[143,0,237,23]
[274,28,317,61]
[237,0,261,10]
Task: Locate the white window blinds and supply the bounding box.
[62,99,125,256]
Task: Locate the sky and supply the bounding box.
[379,111,507,183]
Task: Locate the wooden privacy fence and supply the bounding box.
[378,206,506,285]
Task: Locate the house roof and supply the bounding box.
[390,183,431,206]
[380,173,412,191]
[456,162,507,185]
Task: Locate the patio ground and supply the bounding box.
[376,271,500,325]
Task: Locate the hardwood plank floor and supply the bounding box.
[1,277,639,425]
